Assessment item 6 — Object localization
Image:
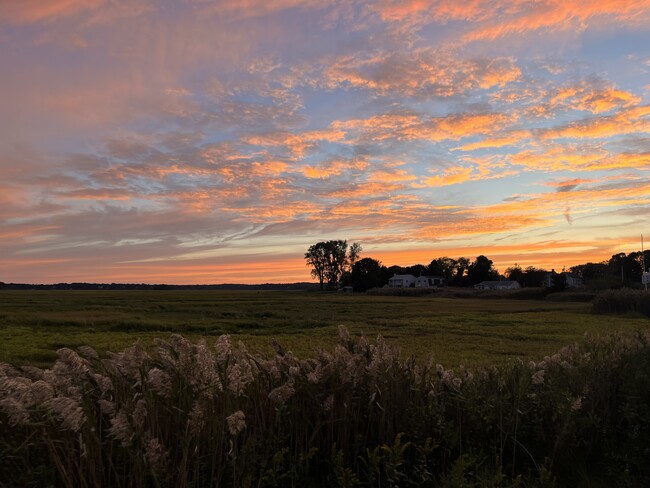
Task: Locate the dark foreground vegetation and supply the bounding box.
[2,327,650,487]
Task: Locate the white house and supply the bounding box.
[474,280,520,291]
[543,272,583,288]
[388,274,416,288]
[415,276,445,288]
[643,272,649,285]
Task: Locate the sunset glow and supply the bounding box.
[1,0,649,284]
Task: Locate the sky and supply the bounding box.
[1,0,649,284]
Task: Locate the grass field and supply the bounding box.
[1,290,648,367]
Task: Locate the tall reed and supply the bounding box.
[2,327,650,486]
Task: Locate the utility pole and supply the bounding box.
[643,234,648,291]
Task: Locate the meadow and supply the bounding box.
[1,289,647,368]
[2,289,650,486]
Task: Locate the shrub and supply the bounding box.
[592,289,650,316]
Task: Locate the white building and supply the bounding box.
[643,272,650,285]
[388,274,416,288]
[543,272,583,288]
[415,276,444,288]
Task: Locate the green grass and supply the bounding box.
[1,290,647,367]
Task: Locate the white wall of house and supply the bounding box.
[415,276,444,288]
[388,274,416,288]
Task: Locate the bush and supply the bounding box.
[545,291,596,302]
[592,289,650,316]
[2,329,650,486]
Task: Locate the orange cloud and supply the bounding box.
[368,168,417,183]
[550,82,641,114]
[301,159,368,179]
[322,50,521,98]
[423,167,474,187]
[462,0,650,43]
[370,0,487,24]
[540,105,650,140]
[334,111,512,142]
[324,182,406,199]
[243,129,346,157]
[457,131,530,151]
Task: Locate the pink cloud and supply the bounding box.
[0,0,104,24]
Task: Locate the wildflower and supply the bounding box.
[44,396,86,432]
[99,399,115,415]
[147,368,172,398]
[29,380,54,404]
[92,373,113,396]
[338,325,351,345]
[187,402,205,435]
[442,369,455,385]
[268,382,295,405]
[227,361,254,395]
[78,345,99,360]
[194,340,222,395]
[289,366,300,379]
[571,397,583,412]
[226,410,246,436]
[531,369,545,385]
[323,394,334,412]
[215,335,233,363]
[109,410,133,446]
[0,397,30,426]
[307,367,323,384]
[132,399,147,430]
[54,348,90,376]
[144,436,169,469]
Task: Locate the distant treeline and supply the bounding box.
[0,282,320,291]
[347,249,650,292]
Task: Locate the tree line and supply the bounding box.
[305,240,650,292]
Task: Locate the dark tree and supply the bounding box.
[467,255,499,286]
[403,264,427,277]
[549,269,567,292]
[505,264,524,285]
[452,257,471,286]
[350,258,383,292]
[609,252,642,285]
[427,257,457,284]
[571,262,608,282]
[304,240,361,290]
[523,266,548,287]
[379,265,400,287]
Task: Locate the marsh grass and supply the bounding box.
[2,328,650,486]
[1,290,648,368]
